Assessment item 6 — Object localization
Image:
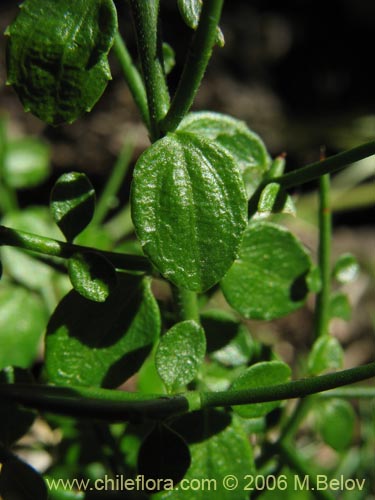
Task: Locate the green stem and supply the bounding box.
[278,397,313,443]
[113,32,150,129]
[314,174,332,337]
[318,387,375,398]
[1,362,374,422]
[0,117,18,213]
[160,0,224,133]
[129,0,170,141]
[174,287,200,323]
[92,139,133,226]
[0,225,151,273]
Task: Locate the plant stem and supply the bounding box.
[113,32,150,129]
[160,0,224,133]
[0,225,151,273]
[278,397,313,443]
[314,173,332,337]
[129,0,170,141]
[318,387,375,398]
[1,362,374,422]
[92,139,134,226]
[0,117,18,213]
[174,286,200,323]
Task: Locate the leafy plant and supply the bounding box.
[0,1,374,499]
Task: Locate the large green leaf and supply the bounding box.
[221,222,312,320]
[131,132,247,292]
[45,275,160,388]
[179,112,270,197]
[230,361,291,418]
[155,320,206,392]
[154,410,254,500]
[6,0,117,125]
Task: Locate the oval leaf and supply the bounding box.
[329,292,351,321]
[138,423,191,489]
[179,112,271,197]
[316,399,355,451]
[256,182,296,218]
[155,320,206,392]
[333,253,359,284]
[230,361,291,418]
[0,458,47,500]
[50,172,95,241]
[131,132,247,292]
[177,0,225,47]
[221,222,312,320]
[6,0,117,125]
[68,252,117,303]
[45,275,160,388]
[308,336,343,375]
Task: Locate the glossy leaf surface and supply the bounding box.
[230,361,291,418]
[50,172,95,241]
[6,0,117,125]
[155,320,206,392]
[131,132,247,291]
[45,275,160,388]
[221,222,312,320]
[332,253,359,284]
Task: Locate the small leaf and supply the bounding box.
[155,320,206,392]
[179,111,270,197]
[306,265,322,293]
[138,423,191,489]
[6,0,117,125]
[333,253,360,284]
[68,252,117,303]
[255,182,296,218]
[162,42,176,75]
[0,458,48,500]
[0,367,36,446]
[4,137,50,189]
[177,0,225,47]
[316,399,355,451]
[131,132,247,292]
[50,172,95,241]
[230,361,291,418]
[308,336,343,375]
[329,292,351,321]
[45,275,160,388]
[221,222,312,320]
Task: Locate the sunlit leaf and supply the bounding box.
[332,253,360,284]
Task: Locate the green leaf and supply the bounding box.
[45,275,160,388]
[329,292,351,321]
[6,0,117,125]
[177,0,225,47]
[155,410,254,500]
[138,423,191,489]
[308,336,344,375]
[0,458,48,500]
[221,222,312,320]
[162,43,176,75]
[0,285,47,370]
[68,252,117,303]
[50,172,95,241]
[137,352,165,394]
[131,132,247,292]
[155,320,206,392]
[0,367,36,446]
[316,399,355,451]
[230,361,291,418]
[179,112,270,197]
[256,182,296,217]
[332,253,360,284]
[4,137,50,189]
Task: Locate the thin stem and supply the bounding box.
[113,33,150,129]
[318,387,375,398]
[160,0,224,134]
[314,174,332,337]
[92,139,133,226]
[0,117,18,213]
[0,225,151,273]
[278,397,313,443]
[129,0,170,141]
[174,286,200,323]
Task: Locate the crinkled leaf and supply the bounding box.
[68,252,117,303]
[0,367,36,446]
[50,172,95,241]
[138,423,191,489]
[45,275,160,388]
[0,458,47,500]
[0,285,47,370]
[131,132,247,292]
[316,399,355,451]
[155,410,254,500]
[6,0,117,125]
[179,112,270,197]
[256,182,296,218]
[155,320,206,392]
[329,292,351,321]
[221,222,312,320]
[308,336,343,375]
[177,0,225,47]
[333,253,360,284]
[162,42,176,75]
[4,137,50,189]
[230,361,291,418]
